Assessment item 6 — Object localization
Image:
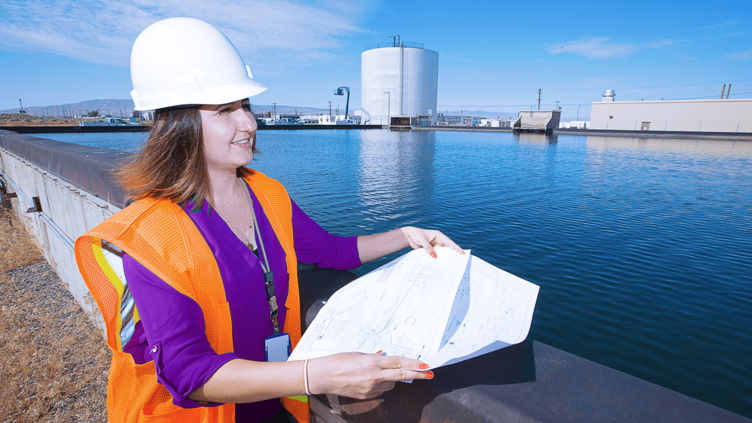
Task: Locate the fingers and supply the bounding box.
[381,368,434,382]
[436,233,464,255]
[377,355,430,372]
[318,353,434,400]
[400,227,425,251]
[423,241,437,259]
[421,231,463,257]
[401,227,464,257]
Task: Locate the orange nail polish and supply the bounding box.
[426,371,434,379]
[430,252,437,259]
[418,363,429,369]
[375,350,383,354]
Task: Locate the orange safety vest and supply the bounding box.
[75,171,310,423]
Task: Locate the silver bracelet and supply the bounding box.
[304,359,311,396]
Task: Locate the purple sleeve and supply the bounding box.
[123,253,239,408]
[291,199,361,270]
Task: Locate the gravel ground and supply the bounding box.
[0,259,110,422]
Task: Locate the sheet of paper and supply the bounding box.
[288,247,539,370]
[426,255,539,367]
[289,247,470,362]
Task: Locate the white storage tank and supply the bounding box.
[361,40,439,125]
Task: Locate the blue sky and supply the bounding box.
[1,0,750,119]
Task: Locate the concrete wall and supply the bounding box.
[590,98,752,132]
[0,130,128,330]
[513,110,561,132]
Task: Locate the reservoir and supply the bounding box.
[35,129,752,418]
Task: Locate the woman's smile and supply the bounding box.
[200,99,257,172]
[232,138,252,147]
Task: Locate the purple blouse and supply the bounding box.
[122,183,361,422]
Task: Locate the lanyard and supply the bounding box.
[240,179,281,334]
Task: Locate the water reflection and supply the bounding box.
[357,129,436,231]
[587,136,752,156]
[513,132,559,145]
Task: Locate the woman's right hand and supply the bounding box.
[307,352,433,399]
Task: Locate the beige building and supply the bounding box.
[590,98,752,133]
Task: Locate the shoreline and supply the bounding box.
[412,126,752,140]
[0,124,383,134]
[3,124,752,140]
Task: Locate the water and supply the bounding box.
[35,130,752,418]
[34,132,149,152]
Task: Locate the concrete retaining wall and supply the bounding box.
[512,110,561,132]
[0,130,129,329]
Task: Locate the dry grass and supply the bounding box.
[0,211,43,273]
[0,113,152,127]
[0,209,111,422]
[0,113,80,127]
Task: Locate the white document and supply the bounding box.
[288,247,539,369]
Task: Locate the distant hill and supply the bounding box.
[1,100,539,121]
[0,99,136,117]
[0,99,330,117]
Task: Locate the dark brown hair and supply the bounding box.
[116,107,258,209]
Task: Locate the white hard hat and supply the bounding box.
[130,17,268,111]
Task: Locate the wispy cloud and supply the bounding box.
[702,20,738,30]
[726,50,752,61]
[0,0,366,73]
[545,36,675,59]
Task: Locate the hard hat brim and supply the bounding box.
[132,80,268,111]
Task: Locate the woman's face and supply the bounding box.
[199,99,257,174]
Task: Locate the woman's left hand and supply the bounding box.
[400,226,464,258]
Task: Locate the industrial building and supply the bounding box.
[590,90,752,133]
[360,38,439,125]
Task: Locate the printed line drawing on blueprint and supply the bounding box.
[290,247,539,369]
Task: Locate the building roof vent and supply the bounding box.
[602,89,616,102]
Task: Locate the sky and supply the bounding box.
[1,0,750,119]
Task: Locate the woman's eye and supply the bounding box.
[218,108,230,115]
[242,103,251,112]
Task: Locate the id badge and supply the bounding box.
[264,332,291,362]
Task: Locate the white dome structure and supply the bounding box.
[361,40,439,125]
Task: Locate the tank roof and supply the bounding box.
[364,41,424,51]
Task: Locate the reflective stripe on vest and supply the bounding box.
[90,242,140,350]
[75,171,310,423]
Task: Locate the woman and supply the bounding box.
[75,18,462,423]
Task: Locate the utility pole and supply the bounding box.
[537,89,541,111]
[555,101,560,110]
[328,101,332,122]
[577,105,581,121]
[272,103,277,121]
